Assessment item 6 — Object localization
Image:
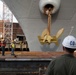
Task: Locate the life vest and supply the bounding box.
[11,43,15,48]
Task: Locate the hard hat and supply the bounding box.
[62,35,76,49]
[1,38,4,41]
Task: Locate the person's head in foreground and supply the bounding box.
[62,35,76,54]
[45,35,76,75]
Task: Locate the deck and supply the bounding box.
[0,51,76,75]
[0,51,76,60]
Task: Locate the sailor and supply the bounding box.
[45,35,76,75]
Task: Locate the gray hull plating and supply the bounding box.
[3,0,76,51]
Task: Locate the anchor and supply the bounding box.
[38,7,64,45]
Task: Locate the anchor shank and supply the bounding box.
[47,8,52,35]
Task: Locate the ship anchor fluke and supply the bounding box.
[38,28,64,45]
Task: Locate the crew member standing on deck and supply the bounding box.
[1,38,6,56]
[11,40,15,55]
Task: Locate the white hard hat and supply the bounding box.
[1,39,4,41]
[62,35,76,49]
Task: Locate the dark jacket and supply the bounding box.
[46,54,76,75]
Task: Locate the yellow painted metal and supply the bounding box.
[38,8,64,45]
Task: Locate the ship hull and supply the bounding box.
[3,0,76,51]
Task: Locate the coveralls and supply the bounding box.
[46,54,76,75]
